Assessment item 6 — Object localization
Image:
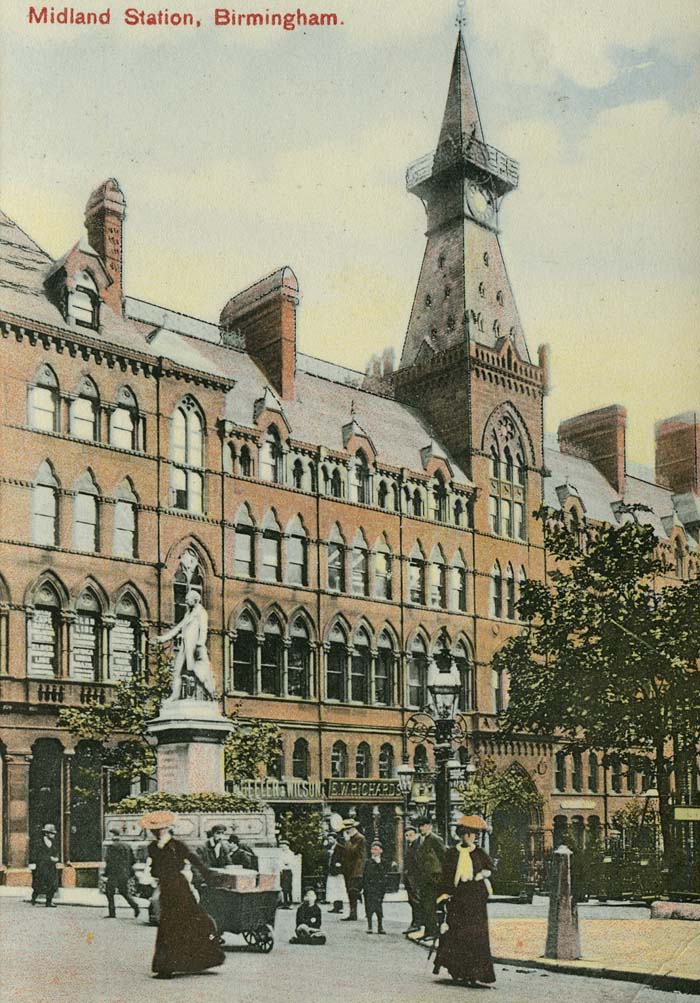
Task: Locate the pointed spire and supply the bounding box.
[437,24,484,149]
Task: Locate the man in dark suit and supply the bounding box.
[340,820,366,921]
[227,833,258,871]
[363,841,388,934]
[402,823,422,933]
[198,825,233,869]
[412,816,445,941]
[104,828,140,918]
[29,822,60,907]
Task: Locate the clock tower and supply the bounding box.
[395,25,547,488]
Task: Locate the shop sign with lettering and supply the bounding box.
[324,778,402,801]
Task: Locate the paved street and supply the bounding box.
[1,897,696,1003]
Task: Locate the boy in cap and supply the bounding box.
[362,841,388,934]
[29,823,60,907]
[104,827,140,919]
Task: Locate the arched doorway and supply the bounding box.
[69,740,104,861]
[29,739,63,858]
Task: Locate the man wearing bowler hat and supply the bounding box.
[339,819,366,922]
[409,816,444,941]
[403,823,422,933]
[29,823,60,907]
[104,827,140,919]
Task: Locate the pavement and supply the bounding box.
[1,894,695,1003]
[2,891,700,1002]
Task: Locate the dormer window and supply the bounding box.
[68,271,99,329]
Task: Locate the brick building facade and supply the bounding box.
[0,29,697,884]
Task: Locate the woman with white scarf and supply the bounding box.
[431,815,496,986]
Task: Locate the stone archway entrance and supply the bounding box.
[29,739,63,858]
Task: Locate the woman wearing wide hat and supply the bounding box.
[432,815,496,987]
[141,810,225,979]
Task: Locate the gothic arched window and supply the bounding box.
[113,479,137,558]
[356,742,372,779]
[234,505,255,578]
[71,587,102,682]
[351,531,369,596]
[490,562,503,619]
[111,592,141,683]
[32,461,59,547]
[171,397,204,513]
[231,608,256,694]
[378,743,394,778]
[293,738,310,779]
[173,548,203,624]
[29,365,60,432]
[487,411,528,541]
[73,471,100,552]
[327,621,347,702]
[408,635,427,708]
[375,631,394,705]
[260,426,283,483]
[331,740,347,778]
[286,516,308,586]
[70,377,99,441]
[28,581,61,678]
[351,627,371,703]
[261,615,284,695]
[289,617,311,699]
[110,386,141,451]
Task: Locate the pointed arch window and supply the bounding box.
[260,426,283,483]
[326,622,347,701]
[331,740,348,779]
[239,444,253,477]
[351,627,371,703]
[356,742,372,779]
[412,488,424,518]
[378,743,394,779]
[453,499,464,527]
[555,751,567,791]
[431,474,448,522]
[492,667,505,713]
[261,512,282,582]
[73,472,99,552]
[231,608,256,694]
[234,505,255,578]
[174,548,203,624]
[429,546,446,608]
[572,751,583,792]
[110,387,141,451]
[261,616,283,695]
[289,617,311,699]
[490,562,503,619]
[292,458,304,490]
[70,378,99,441]
[32,461,59,546]
[29,365,60,432]
[449,551,467,612]
[331,467,343,499]
[171,397,204,513]
[28,581,61,678]
[506,563,516,620]
[675,539,685,579]
[354,451,372,505]
[378,480,389,510]
[373,539,392,600]
[487,414,528,540]
[517,567,527,619]
[414,744,428,772]
[408,544,425,605]
[351,531,370,596]
[71,588,102,682]
[327,526,345,592]
[293,738,310,780]
[286,517,308,586]
[408,635,428,708]
[453,641,472,711]
[375,631,394,706]
[114,480,137,558]
[111,593,141,682]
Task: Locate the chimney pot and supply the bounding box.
[558,405,627,494]
[655,412,699,495]
[84,178,126,313]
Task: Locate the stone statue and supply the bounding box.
[153,590,217,702]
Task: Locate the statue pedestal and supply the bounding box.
[146,700,234,795]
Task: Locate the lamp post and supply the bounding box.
[427,655,462,844]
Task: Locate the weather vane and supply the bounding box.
[456,0,467,30]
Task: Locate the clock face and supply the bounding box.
[466,182,496,225]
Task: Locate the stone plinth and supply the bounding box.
[146,699,234,795]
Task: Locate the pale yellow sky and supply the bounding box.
[1,0,698,466]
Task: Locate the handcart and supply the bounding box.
[207,887,279,952]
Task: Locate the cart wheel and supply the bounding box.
[256,925,274,953]
[242,930,256,946]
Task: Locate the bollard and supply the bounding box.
[544,845,581,960]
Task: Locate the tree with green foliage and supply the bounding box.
[494,506,700,863]
[278,809,327,879]
[58,649,282,797]
[457,756,544,820]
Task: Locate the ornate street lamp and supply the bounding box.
[427,655,463,843]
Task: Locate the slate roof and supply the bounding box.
[545,440,696,544]
[0,213,472,486]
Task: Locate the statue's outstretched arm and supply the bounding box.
[154,620,182,645]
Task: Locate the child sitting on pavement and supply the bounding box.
[290,888,326,945]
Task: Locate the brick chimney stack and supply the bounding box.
[84,178,126,313]
[655,412,699,494]
[220,267,299,401]
[558,405,627,495]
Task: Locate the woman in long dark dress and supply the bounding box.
[141,810,226,979]
[432,815,496,986]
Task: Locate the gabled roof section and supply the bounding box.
[437,30,485,149]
